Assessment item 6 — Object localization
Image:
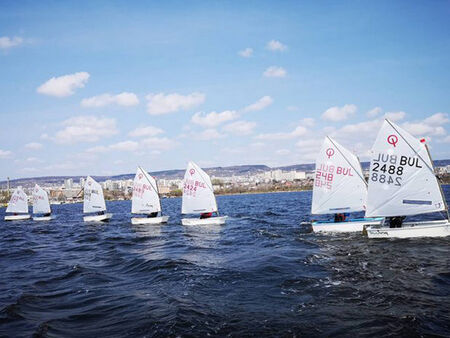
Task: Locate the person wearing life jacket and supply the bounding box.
[200,212,213,219]
[148,211,158,218]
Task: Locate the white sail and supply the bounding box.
[131,167,161,214]
[6,187,29,214]
[311,136,368,215]
[32,184,51,214]
[182,161,217,214]
[366,119,446,217]
[83,176,106,213]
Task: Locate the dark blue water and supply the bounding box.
[1,188,449,337]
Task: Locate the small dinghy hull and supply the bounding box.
[83,213,112,222]
[4,214,31,221]
[312,218,382,233]
[182,216,228,226]
[131,216,169,225]
[33,215,54,221]
[366,219,450,239]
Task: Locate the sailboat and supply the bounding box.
[32,184,53,221]
[131,166,169,225]
[4,186,30,221]
[83,176,112,222]
[311,136,382,232]
[181,161,227,225]
[365,119,449,238]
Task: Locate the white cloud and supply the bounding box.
[300,118,315,127]
[146,92,205,115]
[322,104,357,121]
[53,116,118,144]
[0,36,23,49]
[276,149,290,155]
[238,48,253,58]
[263,66,287,78]
[384,111,406,121]
[141,137,177,150]
[191,110,238,128]
[37,72,90,97]
[24,142,43,150]
[423,112,449,126]
[367,107,382,118]
[243,96,273,112]
[109,140,139,152]
[86,145,109,153]
[402,122,446,137]
[256,125,308,140]
[40,133,49,140]
[128,125,164,138]
[266,40,287,52]
[223,120,256,135]
[194,129,225,140]
[81,92,139,107]
[437,135,450,143]
[0,149,12,158]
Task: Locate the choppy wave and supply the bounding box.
[0,188,449,336]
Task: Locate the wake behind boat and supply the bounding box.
[83,176,112,222]
[32,184,53,221]
[310,136,382,233]
[131,166,169,225]
[365,119,449,238]
[4,186,30,221]
[181,161,227,226]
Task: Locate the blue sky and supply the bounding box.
[0,0,449,179]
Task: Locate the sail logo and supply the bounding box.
[189,169,195,176]
[138,173,143,180]
[326,148,334,159]
[387,134,398,147]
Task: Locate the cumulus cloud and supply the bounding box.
[53,116,118,144]
[86,136,175,154]
[322,104,357,121]
[256,125,308,140]
[0,149,12,158]
[401,113,448,137]
[141,137,177,150]
[37,72,90,97]
[367,107,382,118]
[24,142,43,150]
[266,40,287,51]
[238,48,253,58]
[194,129,225,140]
[300,118,315,127]
[384,111,406,121]
[109,140,140,152]
[191,110,238,128]
[0,36,23,49]
[146,92,205,115]
[128,125,164,138]
[276,149,290,155]
[243,96,273,112]
[423,112,449,125]
[81,92,139,107]
[223,120,256,135]
[263,66,287,78]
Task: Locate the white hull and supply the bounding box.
[182,216,228,226]
[33,215,54,221]
[366,219,450,239]
[4,214,30,221]
[131,216,169,225]
[312,218,382,233]
[83,213,112,222]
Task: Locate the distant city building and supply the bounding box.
[64,178,73,189]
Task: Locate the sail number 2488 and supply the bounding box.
[371,162,403,186]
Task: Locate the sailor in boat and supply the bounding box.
[43,212,51,217]
[387,216,405,228]
[334,213,346,222]
[147,211,158,218]
[200,212,218,219]
[97,210,105,216]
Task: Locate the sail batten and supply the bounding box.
[83,176,106,213]
[366,119,445,217]
[182,161,218,214]
[6,187,29,214]
[131,167,162,214]
[311,137,367,215]
[32,184,51,214]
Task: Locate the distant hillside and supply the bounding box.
[1,160,449,188]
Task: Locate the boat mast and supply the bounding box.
[424,144,449,220]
